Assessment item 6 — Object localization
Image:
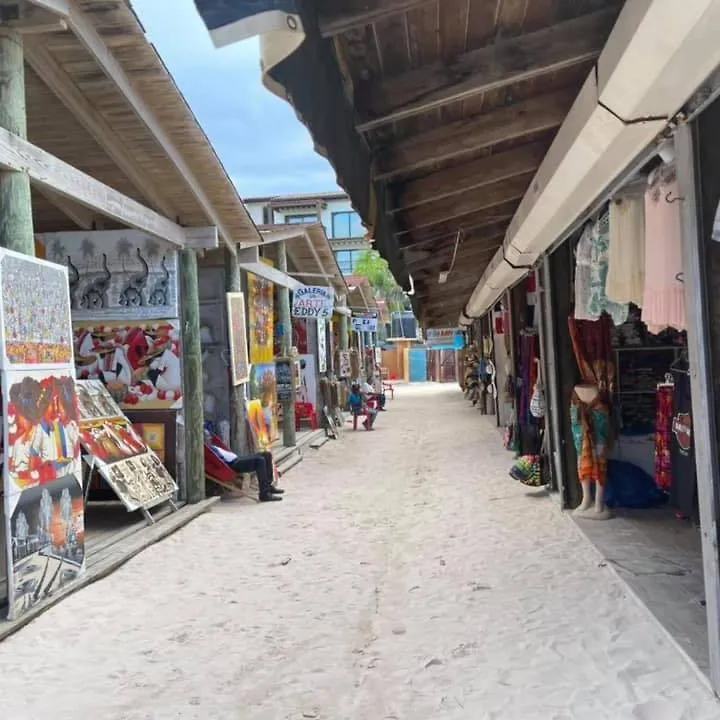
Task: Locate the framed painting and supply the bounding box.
[226,292,250,385]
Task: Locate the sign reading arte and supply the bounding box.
[352,312,379,333]
[292,286,335,319]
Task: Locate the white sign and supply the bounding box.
[292,285,334,319]
[352,316,378,332]
[317,318,327,373]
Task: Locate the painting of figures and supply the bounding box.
[226,292,250,385]
[74,321,182,409]
[79,418,147,465]
[40,230,179,322]
[250,363,278,442]
[75,379,123,421]
[5,370,82,493]
[0,250,73,367]
[8,474,85,619]
[102,454,177,512]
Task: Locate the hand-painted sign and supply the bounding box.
[275,357,294,403]
[352,313,379,333]
[292,285,334,319]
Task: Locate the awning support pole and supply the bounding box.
[676,121,720,695]
[277,241,296,448]
[180,249,205,504]
[0,30,34,254]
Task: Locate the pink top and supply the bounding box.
[641,165,686,334]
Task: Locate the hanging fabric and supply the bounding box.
[654,375,674,492]
[641,164,687,333]
[529,358,546,419]
[570,391,611,486]
[587,212,628,326]
[606,180,646,306]
[574,224,596,320]
[670,368,698,519]
[568,315,615,395]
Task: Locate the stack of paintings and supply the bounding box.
[76,380,177,512]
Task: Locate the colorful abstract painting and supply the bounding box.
[74,320,182,409]
[247,398,271,451]
[41,230,179,322]
[0,250,73,367]
[4,370,82,494]
[250,364,279,443]
[248,262,274,364]
[317,318,327,374]
[226,292,250,385]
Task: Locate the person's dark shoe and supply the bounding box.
[270,487,285,494]
[259,495,283,502]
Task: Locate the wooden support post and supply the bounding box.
[226,247,249,456]
[180,249,205,504]
[0,30,34,254]
[277,241,296,448]
[340,313,349,351]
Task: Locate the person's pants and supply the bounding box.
[228,451,275,499]
[370,393,386,410]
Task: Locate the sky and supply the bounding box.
[130,0,340,199]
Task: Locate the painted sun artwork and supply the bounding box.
[0,251,73,367]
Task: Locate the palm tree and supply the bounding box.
[48,238,66,263]
[81,237,96,272]
[145,237,160,270]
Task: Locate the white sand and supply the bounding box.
[0,383,718,719]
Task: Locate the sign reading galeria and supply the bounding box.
[292,286,335,319]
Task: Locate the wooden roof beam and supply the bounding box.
[405,237,503,272]
[393,141,547,212]
[398,175,531,234]
[0,125,214,247]
[374,89,574,181]
[399,216,512,250]
[25,0,243,251]
[319,0,434,38]
[356,9,617,132]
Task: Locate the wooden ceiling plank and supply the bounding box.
[399,174,531,232]
[355,8,616,131]
[374,88,574,180]
[24,40,177,219]
[406,237,503,271]
[394,139,546,211]
[399,214,513,249]
[34,185,96,229]
[319,0,436,38]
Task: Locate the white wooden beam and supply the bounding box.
[24,39,177,218]
[0,126,190,246]
[25,0,242,251]
[184,226,218,250]
[34,185,95,229]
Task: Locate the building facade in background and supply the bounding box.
[245,192,371,276]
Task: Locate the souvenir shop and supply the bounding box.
[517,101,720,682]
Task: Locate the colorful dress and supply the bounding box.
[570,391,611,486]
[587,213,628,326]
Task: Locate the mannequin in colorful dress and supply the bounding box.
[571,382,612,519]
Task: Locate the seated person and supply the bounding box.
[204,430,284,502]
[350,383,377,430]
[361,375,386,411]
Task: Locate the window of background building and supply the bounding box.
[285,213,317,224]
[331,211,364,239]
[335,250,362,275]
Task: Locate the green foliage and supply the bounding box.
[353,250,408,312]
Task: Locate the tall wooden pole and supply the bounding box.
[0,31,34,254]
[277,241,296,447]
[180,249,205,503]
[226,248,249,455]
[339,313,349,350]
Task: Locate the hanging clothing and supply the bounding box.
[641,165,687,334]
[587,213,629,326]
[607,184,646,306]
[570,391,611,486]
[574,225,596,321]
[568,316,616,396]
[670,370,698,519]
[654,385,674,492]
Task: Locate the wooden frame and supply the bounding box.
[226,292,250,385]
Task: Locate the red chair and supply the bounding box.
[204,434,240,490]
[295,402,318,431]
[351,409,371,431]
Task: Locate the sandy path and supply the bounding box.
[0,383,717,720]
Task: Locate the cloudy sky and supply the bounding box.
[131,0,339,199]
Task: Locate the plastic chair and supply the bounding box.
[295,402,319,431]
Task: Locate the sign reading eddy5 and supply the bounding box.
[292,286,334,319]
